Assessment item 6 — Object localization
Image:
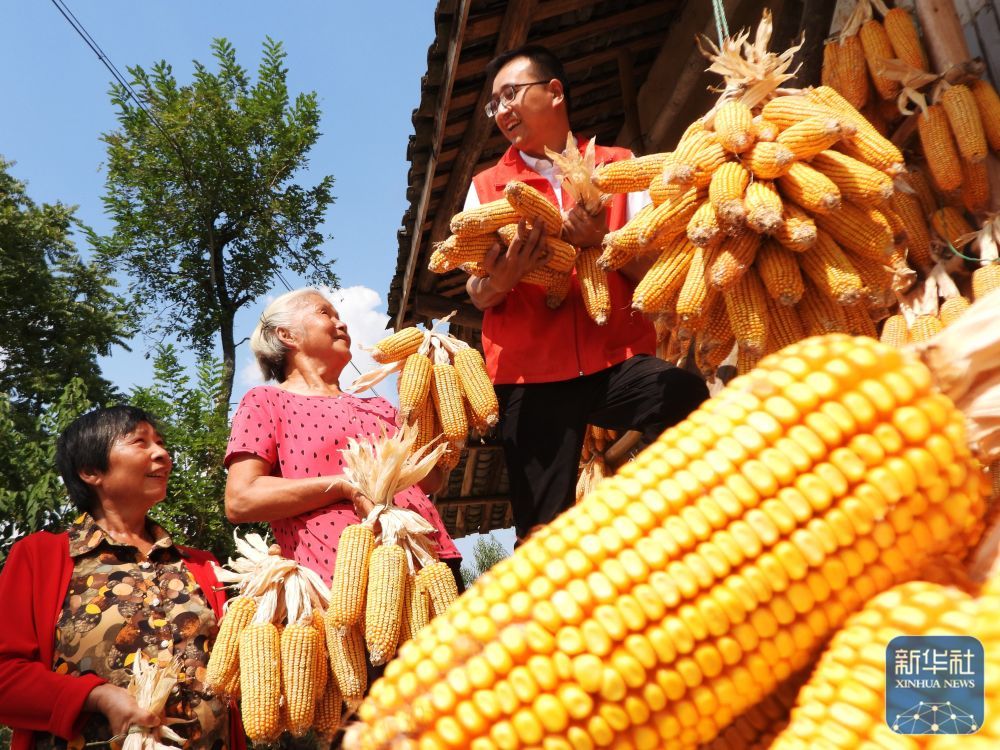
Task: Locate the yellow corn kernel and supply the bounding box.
[796,279,848,335]
[821,40,842,93]
[633,234,696,313]
[762,95,837,129]
[504,181,562,235]
[745,141,796,181]
[450,198,519,237]
[918,105,963,192]
[327,523,375,631]
[859,21,900,100]
[714,100,756,154]
[280,621,319,735]
[777,162,841,214]
[709,162,751,229]
[806,87,904,174]
[973,264,1000,301]
[724,267,768,356]
[755,239,804,306]
[592,153,667,194]
[372,327,427,364]
[776,116,853,161]
[908,314,944,342]
[884,8,928,71]
[329,623,367,712]
[417,561,460,618]
[961,158,990,215]
[432,356,469,445]
[687,200,721,247]
[799,230,864,305]
[773,202,818,253]
[941,84,988,164]
[639,186,702,249]
[765,294,806,353]
[399,351,433,424]
[676,245,713,334]
[970,78,1000,152]
[667,130,728,188]
[599,203,657,270]
[809,150,894,204]
[814,202,893,260]
[577,247,611,326]
[752,116,781,143]
[744,181,784,235]
[239,623,282,742]
[454,346,499,429]
[930,207,974,249]
[836,36,870,110]
[879,314,909,348]
[366,544,407,666]
[938,296,970,327]
[888,191,934,273]
[205,595,256,697]
[707,229,762,291]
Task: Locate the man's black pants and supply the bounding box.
[494,355,709,540]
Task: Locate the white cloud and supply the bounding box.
[238,352,265,388]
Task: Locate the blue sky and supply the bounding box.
[2,0,515,556]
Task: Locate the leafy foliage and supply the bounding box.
[459,534,510,587]
[0,158,129,424]
[130,345,243,562]
[0,379,94,562]
[96,38,337,408]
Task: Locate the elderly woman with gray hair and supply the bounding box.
[224,287,462,587]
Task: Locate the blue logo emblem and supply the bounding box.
[886,635,984,735]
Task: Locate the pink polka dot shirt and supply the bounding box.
[225,386,460,583]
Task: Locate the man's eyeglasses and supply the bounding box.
[484,81,549,118]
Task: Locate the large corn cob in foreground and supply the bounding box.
[345,314,997,748]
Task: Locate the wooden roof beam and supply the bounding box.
[393,0,473,332]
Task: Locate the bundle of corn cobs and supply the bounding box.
[364,325,500,469]
[205,533,338,743]
[576,425,619,502]
[324,422,461,703]
[342,284,1000,750]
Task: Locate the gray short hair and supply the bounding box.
[250,288,321,382]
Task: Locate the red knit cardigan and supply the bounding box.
[0,531,245,750]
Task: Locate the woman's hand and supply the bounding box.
[325,476,374,519]
[84,684,159,737]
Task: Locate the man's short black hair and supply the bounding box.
[56,405,161,513]
[486,44,572,114]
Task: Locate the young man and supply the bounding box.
[465,45,709,541]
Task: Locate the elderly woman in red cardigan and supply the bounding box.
[0,406,244,750]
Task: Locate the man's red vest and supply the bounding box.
[472,141,656,384]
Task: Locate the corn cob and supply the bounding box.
[809,150,894,204]
[796,278,848,334]
[329,623,367,712]
[773,203,818,252]
[676,245,712,337]
[520,265,568,292]
[821,41,842,92]
[807,87,905,175]
[453,346,498,429]
[836,36,870,110]
[352,330,989,750]
[703,675,804,750]
[280,621,319,735]
[763,293,806,352]
[761,95,836,129]
[888,190,934,273]
[398,350,433,424]
[314,674,344,740]
[205,595,256,697]
[884,7,928,71]
[408,579,431,637]
[756,239,804,306]
[713,100,755,154]
[973,264,1000,300]
[311,610,329,696]
[970,78,1000,151]
[667,130,728,188]
[845,249,895,309]
[438,442,462,473]
[769,581,976,750]
[707,229,761,290]
[939,296,971,326]
[777,162,842,214]
[435,233,496,266]
[843,302,877,338]
[941,84,988,164]
[365,544,407,666]
[639,186,702,248]
[909,314,944,342]
[752,116,780,143]
[687,200,721,247]
[650,169,689,207]
[504,181,563,235]
[931,206,974,248]
[961,158,990,214]
[696,325,736,376]
[736,346,763,375]
[372,327,427,364]
[327,524,376,632]
[432,352,469,445]
[918,105,963,192]
[633,234,696,313]
[413,396,438,454]
[776,116,852,161]
[592,153,667,194]
[239,623,282,742]
[599,203,657,270]
[859,20,901,100]
[903,165,939,215]
[744,141,796,181]
[723,266,768,355]
[861,99,890,136]
[709,162,750,229]
[496,224,578,274]
[427,249,455,274]
[879,313,909,348]
[450,199,520,237]
[577,247,611,325]
[744,181,784,235]
[814,201,893,260]
[546,270,573,309]
[415,561,459,619]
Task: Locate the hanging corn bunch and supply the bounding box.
[341,287,1000,750]
[207,533,333,742]
[325,421,459,686]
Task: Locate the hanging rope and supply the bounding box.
[712,0,731,48]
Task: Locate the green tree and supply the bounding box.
[97,38,337,410]
[130,345,241,562]
[460,534,510,587]
[0,378,94,561]
[0,158,129,424]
